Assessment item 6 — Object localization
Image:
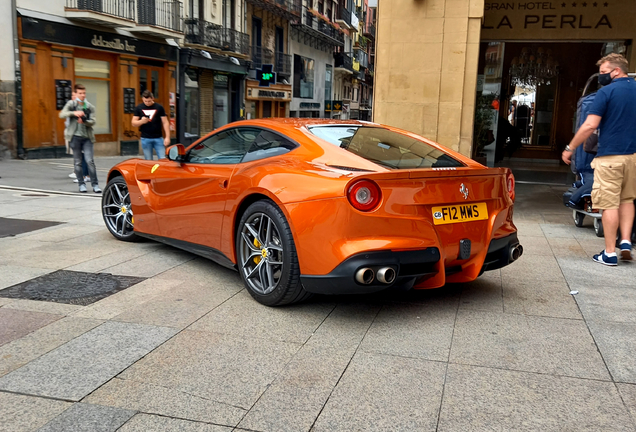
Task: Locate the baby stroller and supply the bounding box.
[563,74,604,237]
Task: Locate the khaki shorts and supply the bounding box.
[591,154,636,210]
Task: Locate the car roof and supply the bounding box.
[225,118,378,131]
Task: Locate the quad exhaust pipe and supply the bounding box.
[509,244,524,262]
[376,267,396,284]
[355,268,375,285]
[355,267,396,285]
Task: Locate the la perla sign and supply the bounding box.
[91,35,136,53]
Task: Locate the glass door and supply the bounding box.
[139,66,163,102]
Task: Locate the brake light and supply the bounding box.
[347,179,382,211]
[506,171,515,201]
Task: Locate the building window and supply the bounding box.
[184,69,199,137]
[293,55,315,99]
[75,58,111,134]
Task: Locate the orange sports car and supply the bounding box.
[102,119,522,306]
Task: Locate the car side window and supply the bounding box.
[242,130,298,163]
[187,128,260,164]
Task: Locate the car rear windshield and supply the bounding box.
[308,125,464,170]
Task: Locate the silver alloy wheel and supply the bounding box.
[103,181,134,238]
[239,212,284,295]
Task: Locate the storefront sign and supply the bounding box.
[20,17,177,61]
[123,88,136,114]
[481,1,632,40]
[55,79,72,110]
[91,35,136,53]
[300,102,321,109]
[325,100,343,112]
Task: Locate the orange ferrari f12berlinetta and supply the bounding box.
[102,119,522,306]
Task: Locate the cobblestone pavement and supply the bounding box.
[0,157,635,431]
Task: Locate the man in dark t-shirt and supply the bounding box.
[132,90,170,160]
[562,53,636,265]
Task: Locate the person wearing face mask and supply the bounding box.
[562,53,636,265]
[60,84,101,193]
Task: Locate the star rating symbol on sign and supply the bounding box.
[572,2,576,6]
[593,1,598,5]
[603,1,609,5]
[561,2,566,5]
[582,1,587,5]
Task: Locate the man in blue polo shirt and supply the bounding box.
[562,53,636,265]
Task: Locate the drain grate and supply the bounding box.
[0,217,62,238]
[0,270,146,306]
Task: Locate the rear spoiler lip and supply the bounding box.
[344,167,512,181]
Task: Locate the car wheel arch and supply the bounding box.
[232,192,298,264]
[107,170,123,184]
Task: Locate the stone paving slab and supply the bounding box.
[457,275,503,313]
[118,414,233,432]
[586,320,636,384]
[437,364,634,432]
[86,377,247,426]
[188,290,336,344]
[0,317,103,377]
[37,402,136,432]
[0,308,63,347]
[573,283,636,324]
[0,321,178,401]
[502,280,582,319]
[0,391,72,432]
[112,282,240,329]
[71,278,183,320]
[617,383,636,426]
[546,237,588,258]
[237,303,380,432]
[1,299,84,316]
[358,300,457,361]
[0,265,53,291]
[449,309,610,380]
[100,248,196,278]
[557,256,636,288]
[501,255,565,283]
[119,329,301,409]
[311,351,446,432]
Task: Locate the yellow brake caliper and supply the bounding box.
[253,238,262,264]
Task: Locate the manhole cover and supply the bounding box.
[0,270,146,306]
[0,217,62,238]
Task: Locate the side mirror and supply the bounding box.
[166,144,185,162]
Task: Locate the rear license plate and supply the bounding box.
[431,203,488,225]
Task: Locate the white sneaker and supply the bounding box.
[69,173,77,179]
[84,176,90,182]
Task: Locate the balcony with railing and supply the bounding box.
[65,0,135,28]
[292,11,344,47]
[185,19,250,56]
[245,0,302,21]
[335,3,351,28]
[251,47,292,78]
[133,0,183,37]
[354,48,368,69]
[334,52,353,73]
[364,21,375,38]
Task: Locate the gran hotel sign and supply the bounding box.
[480,0,635,39]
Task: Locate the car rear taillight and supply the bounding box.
[506,171,515,201]
[347,179,382,211]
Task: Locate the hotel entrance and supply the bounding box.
[475,0,636,170]
[474,41,628,167]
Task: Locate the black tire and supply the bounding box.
[102,176,140,242]
[573,210,585,228]
[594,218,604,238]
[236,200,310,306]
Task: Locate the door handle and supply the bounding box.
[219,179,229,189]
